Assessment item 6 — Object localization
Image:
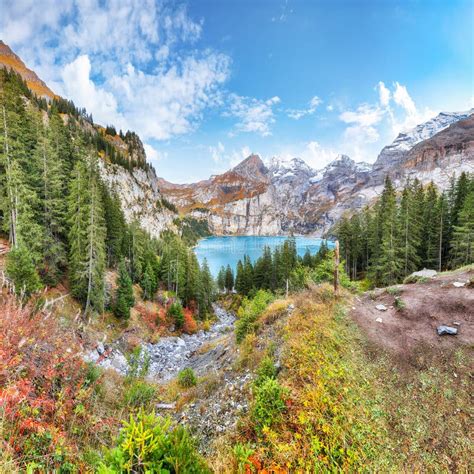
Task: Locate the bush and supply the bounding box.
[178,368,197,388]
[394,296,406,311]
[123,380,156,407]
[233,443,256,473]
[235,290,273,343]
[251,377,288,435]
[254,356,278,387]
[403,274,428,284]
[98,410,209,473]
[168,302,184,329]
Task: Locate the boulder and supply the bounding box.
[453,282,466,288]
[411,269,437,279]
[437,325,458,336]
[375,304,387,311]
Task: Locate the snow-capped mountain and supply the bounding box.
[159,111,474,235]
[374,109,474,170]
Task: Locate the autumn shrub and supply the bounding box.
[0,292,105,471]
[183,308,198,334]
[98,410,209,473]
[178,368,197,388]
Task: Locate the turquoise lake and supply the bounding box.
[194,235,334,277]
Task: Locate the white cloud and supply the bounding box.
[326,104,334,112]
[339,103,384,146]
[287,95,322,120]
[377,81,391,107]
[61,55,126,128]
[0,0,230,142]
[226,94,281,136]
[301,141,338,169]
[143,143,165,164]
[209,141,225,163]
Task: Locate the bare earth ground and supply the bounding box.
[350,268,473,356]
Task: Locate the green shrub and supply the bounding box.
[178,368,197,388]
[310,251,352,288]
[394,296,406,311]
[403,274,428,284]
[251,377,288,435]
[235,290,273,343]
[123,380,156,407]
[387,286,402,296]
[168,302,185,329]
[254,356,277,387]
[98,410,209,473]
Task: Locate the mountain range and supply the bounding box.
[1,41,473,237]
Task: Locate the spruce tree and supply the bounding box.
[225,264,234,293]
[68,154,106,314]
[450,189,474,267]
[115,260,134,318]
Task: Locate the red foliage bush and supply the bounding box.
[0,292,101,470]
[182,308,197,334]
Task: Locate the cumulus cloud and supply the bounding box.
[337,81,436,161]
[208,143,253,172]
[300,141,338,169]
[226,94,281,136]
[209,141,225,163]
[0,0,230,142]
[287,95,322,120]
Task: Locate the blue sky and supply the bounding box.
[1,0,473,182]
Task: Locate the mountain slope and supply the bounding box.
[0,40,55,99]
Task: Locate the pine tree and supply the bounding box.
[217,266,226,292]
[102,186,127,268]
[225,264,234,293]
[114,260,134,319]
[68,155,106,314]
[141,262,156,300]
[5,244,42,297]
[376,177,402,286]
[198,258,214,318]
[450,189,474,267]
[398,183,421,277]
[235,260,245,294]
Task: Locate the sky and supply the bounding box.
[1,0,473,182]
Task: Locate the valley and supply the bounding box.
[0,15,473,474]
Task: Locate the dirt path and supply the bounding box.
[350,268,473,357]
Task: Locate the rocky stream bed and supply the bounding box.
[86,304,236,382]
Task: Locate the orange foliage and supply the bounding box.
[183,308,197,334]
[0,292,108,470]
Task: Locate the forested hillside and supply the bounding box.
[0,68,213,317]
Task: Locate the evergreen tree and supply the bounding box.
[114,260,134,319]
[198,258,214,318]
[68,155,106,314]
[235,260,245,294]
[451,188,474,267]
[375,177,402,286]
[217,266,226,292]
[224,264,234,293]
[141,262,156,300]
[5,244,42,297]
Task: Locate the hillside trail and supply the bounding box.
[350,267,473,359]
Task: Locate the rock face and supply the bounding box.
[99,161,176,238]
[159,112,474,236]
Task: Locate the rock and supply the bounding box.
[96,342,105,355]
[453,321,461,326]
[376,317,383,323]
[375,304,387,311]
[411,269,437,279]
[287,304,295,312]
[437,325,458,336]
[156,403,176,410]
[453,281,466,288]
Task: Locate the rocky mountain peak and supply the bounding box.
[232,154,269,180]
[0,41,56,99]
